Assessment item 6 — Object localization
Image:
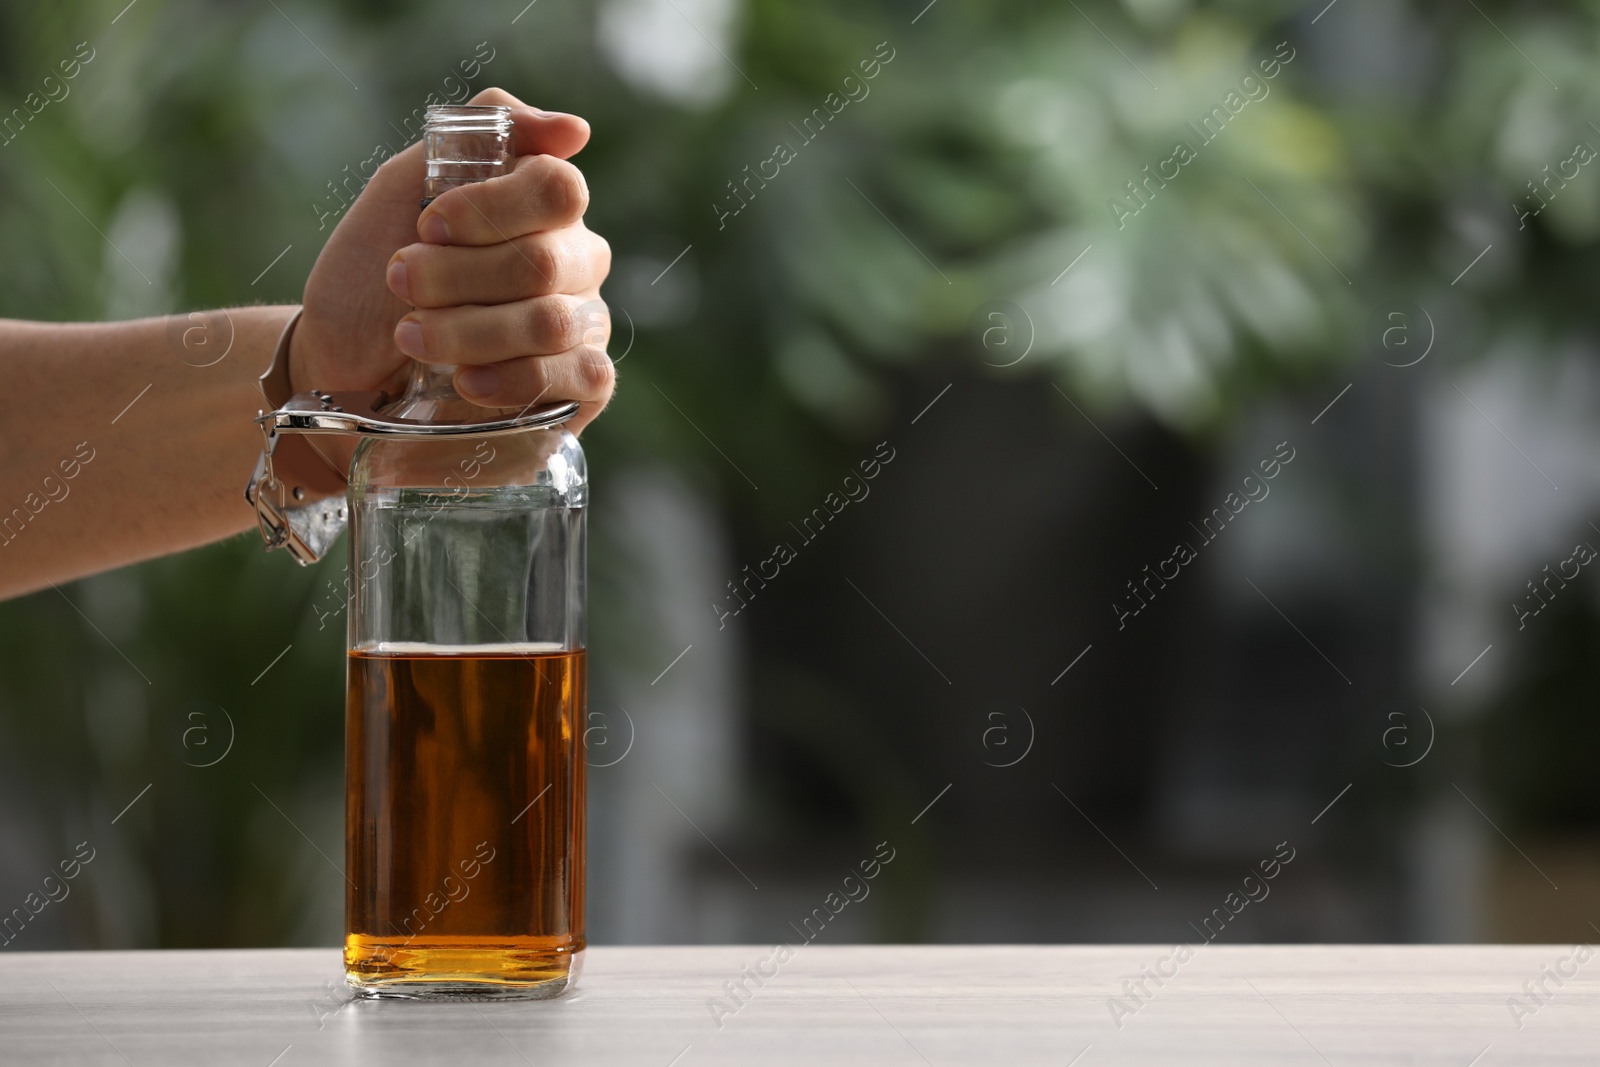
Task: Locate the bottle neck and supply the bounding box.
[390,104,513,424]
[382,360,484,424]
[408,359,460,403]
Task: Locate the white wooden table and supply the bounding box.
[1,945,1594,1064]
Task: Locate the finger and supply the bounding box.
[395,295,610,364]
[453,344,617,411]
[466,87,591,159]
[418,151,588,246]
[388,225,610,308]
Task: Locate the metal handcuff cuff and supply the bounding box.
[243,309,579,565]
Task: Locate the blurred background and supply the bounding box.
[2,0,1599,952]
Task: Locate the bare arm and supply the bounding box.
[0,89,612,601]
[0,307,296,599]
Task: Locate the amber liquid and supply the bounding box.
[344,646,586,996]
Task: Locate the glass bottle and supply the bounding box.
[342,105,587,999]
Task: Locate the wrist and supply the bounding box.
[258,306,302,409]
[252,307,349,499]
[287,309,311,397]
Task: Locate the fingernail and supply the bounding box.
[395,320,425,357]
[457,365,499,399]
[386,258,410,303]
[419,213,450,244]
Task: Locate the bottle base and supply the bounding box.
[347,974,576,1001]
[344,937,583,1000]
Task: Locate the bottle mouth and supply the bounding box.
[424,104,513,136]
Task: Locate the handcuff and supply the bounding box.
[244,309,579,566]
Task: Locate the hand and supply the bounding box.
[293,88,614,432]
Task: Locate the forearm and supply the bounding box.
[0,306,299,600]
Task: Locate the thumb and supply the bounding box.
[466,86,591,159]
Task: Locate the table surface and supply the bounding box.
[1,945,1596,1065]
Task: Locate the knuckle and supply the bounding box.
[539,298,579,349]
[539,159,588,221]
[572,298,610,347]
[589,230,612,276]
[575,344,616,395]
[519,357,553,399]
[516,237,560,292]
